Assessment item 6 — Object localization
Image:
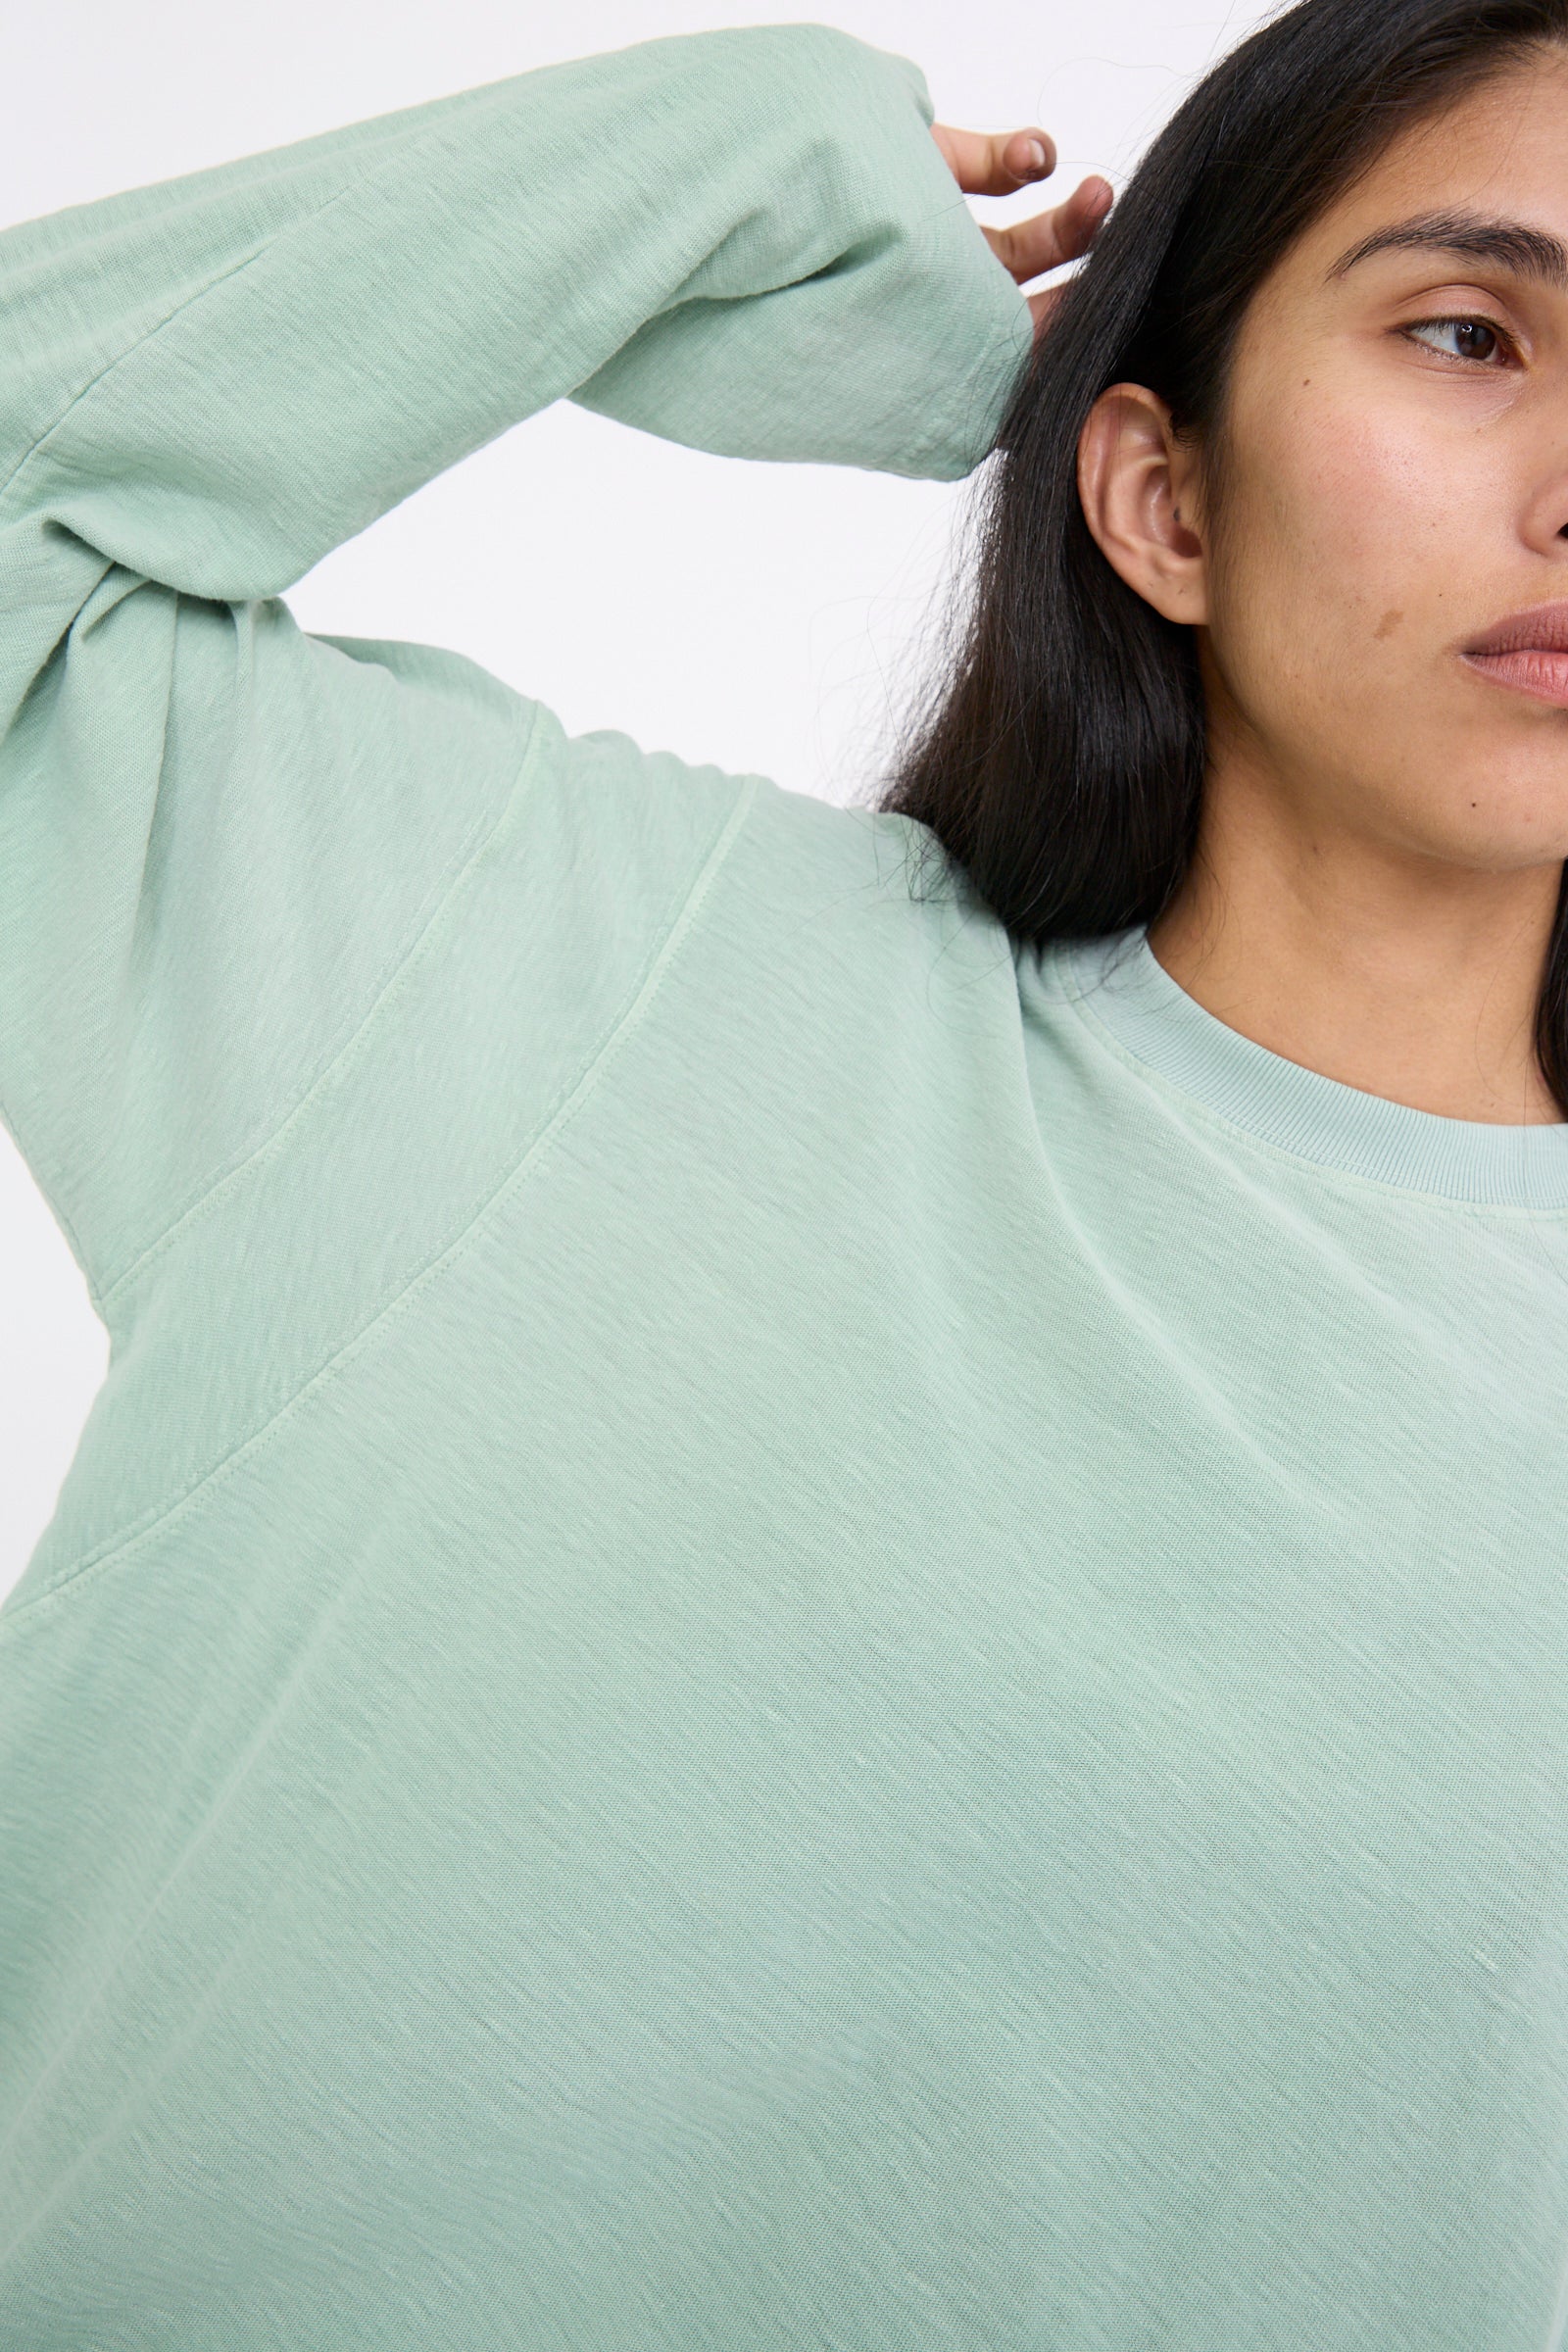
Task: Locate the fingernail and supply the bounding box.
[1023,138,1049,173]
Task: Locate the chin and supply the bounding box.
[1426,808,1568,872]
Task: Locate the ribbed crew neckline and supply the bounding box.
[1045,927,1568,1210]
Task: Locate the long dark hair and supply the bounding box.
[869,0,1568,1114]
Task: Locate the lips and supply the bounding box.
[1462,601,1568,708]
[1465,601,1568,658]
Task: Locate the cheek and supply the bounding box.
[1211,401,1454,690]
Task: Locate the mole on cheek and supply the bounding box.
[1373,608,1404,641]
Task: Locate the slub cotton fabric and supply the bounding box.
[5,24,1568,2350]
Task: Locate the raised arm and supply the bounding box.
[0,24,1040,1313]
[0,24,1035,606]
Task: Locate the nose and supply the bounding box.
[1524,463,1568,549]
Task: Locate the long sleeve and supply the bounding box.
[0,23,1033,1312]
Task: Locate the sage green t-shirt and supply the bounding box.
[5,25,1568,2351]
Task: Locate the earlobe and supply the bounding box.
[1076,382,1209,626]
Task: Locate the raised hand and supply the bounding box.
[930,122,1112,333]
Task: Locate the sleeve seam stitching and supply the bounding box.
[0,768,761,1640]
[95,693,545,1313]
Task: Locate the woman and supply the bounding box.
[2,0,1566,2341]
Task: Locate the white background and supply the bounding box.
[0,0,1274,1599]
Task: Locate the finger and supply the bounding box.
[930,122,1056,196]
[983,175,1113,285]
[985,175,1113,282]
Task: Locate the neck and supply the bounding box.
[1146,744,1567,1129]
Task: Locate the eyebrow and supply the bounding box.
[1327,208,1568,291]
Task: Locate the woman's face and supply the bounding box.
[1171,47,1568,876]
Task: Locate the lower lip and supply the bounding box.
[1463,648,1568,707]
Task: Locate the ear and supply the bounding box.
[1076,383,1208,625]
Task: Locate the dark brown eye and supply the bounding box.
[1407,317,1508,365]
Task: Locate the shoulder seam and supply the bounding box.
[0,767,760,1640]
[97,693,544,1313]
